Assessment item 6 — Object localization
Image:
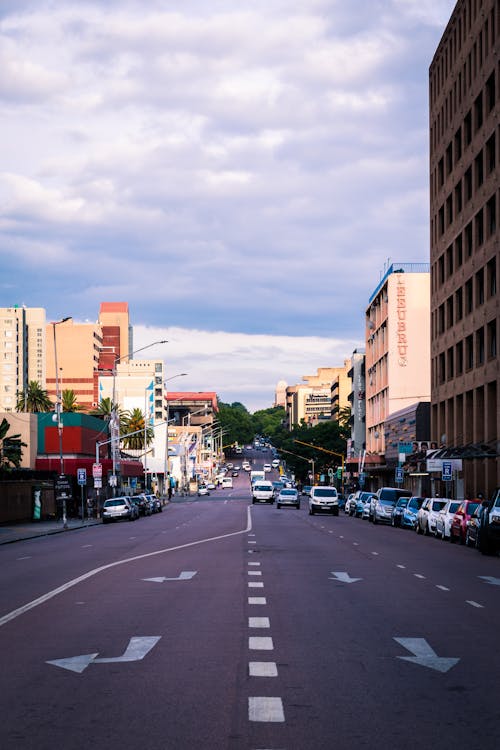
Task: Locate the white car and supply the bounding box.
[221,477,233,489]
[252,481,274,504]
[309,486,339,516]
[263,464,272,472]
[435,499,461,539]
[276,488,300,509]
[272,459,280,468]
[197,485,210,497]
[416,497,447,535]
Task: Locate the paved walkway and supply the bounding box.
[0,518,102,545]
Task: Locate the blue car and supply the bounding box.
[400,496,424,529]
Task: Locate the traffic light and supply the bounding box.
[336,467,343,479]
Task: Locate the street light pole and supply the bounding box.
[52,317,71,529]
[163,373,187,497]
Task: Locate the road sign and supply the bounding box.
[77,468,87,486]
[55,474,71,498]
[395,467,404,484]
[93,478,102,489]
[92,463,102,479]
[359,472,365,487]
[442,461,452,481]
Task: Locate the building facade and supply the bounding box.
[0,306,46,412]
[365,263,431,456]
[285,365,351,429]
[429,0,499,497]
[347,349,366,459]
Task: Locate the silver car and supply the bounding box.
[102,496,136,523]
[276,488,300,509]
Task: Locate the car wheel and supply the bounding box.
[465,530,473,547]
[295,504,300,509]
[423,522,429,536]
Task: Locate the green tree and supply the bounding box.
[0,417,26,470]
[62,389,83,413]
[16,381,53,413]
[121,408,153,451]
[337,406,352,441]
[217,401,254,447]
[251,407,286,441]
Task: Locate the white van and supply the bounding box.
[252,481,274,504]
[222,477,233,489]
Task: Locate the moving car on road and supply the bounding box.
[276,488,300,509]
[309,486,339,516]
[252,481,275,504]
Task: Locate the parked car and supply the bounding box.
[369,487,412,522]
[302,485,312,497]
[206,481,216,490]
[102,496,137,523]
[477,490,500,555]
[391,497,410,527]
[416,497,447,535]
[276,488,300,509]
[345,493,356,514]
[400,496,424,529]
[337,494,346,511]
[197,484,210,497]
[144,493,161,513]
[450,500,480,544]
[355,492,375,518]
[465,505,482,548]
[309,486,339,516]
[435,499,461,539]
[135,494,153,516]
[252,481,275,504]
[263,463,272,472]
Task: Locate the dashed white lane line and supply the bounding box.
[371,552,379,556]
[82,545,93,548]
[249,697,284,722]
[249,637,274,650]
[248,562,261,566]
[397,564,406,569]
[248,597,266,605]
[17,557,32,561]
[247,550,254,554]
[248,541,257,544]
[414,574,426,579]
[249,617,270,628]
[436,585,450,591]
[248,581,264,588]
[248,571,262,576]
[249,662,278,677]
[248,533,256,536]
[466,600,484,608]
[353,542,359,546]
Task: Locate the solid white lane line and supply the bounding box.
[248,597,266,604]
[249,637,274,650]
[249,617,270,628]
[248,571,262,576]
[466,600,484,608]
[248,582,264,588]
[248,697,284,722]
[0,506,253,628]
[436,585,450,591]
[249,662,278,677]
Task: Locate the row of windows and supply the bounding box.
[430,0,498,142]
[435,319,497,383]
[434,178,497,245]
[432,193,498,289]
[433,257,496,329]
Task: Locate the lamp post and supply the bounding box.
[52,317,71,528]
[163,373,187,497]
[103,339,167,495]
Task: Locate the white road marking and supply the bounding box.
[249,697,284,722]
[397,564,406,569]
[248,571,262,576]
[0,506,253,628]
[249,637,274,650]
[248,550,254,554]
[248,582,264,588]
[248,562,261,566]
[330,572,362,584]
[248,533,256,536]
[17,557,32,560]
[436,585,450,591]
[371,552,379,556]
[479,576,500,586]
[414,574,426,579]
[249,662,278,677]
[249,617,270,628]
[47,636,161,673]
[82,545,93,548]
[248,541,257,544]
[394,637,459,673]
[466,600,484,608]
[339,535,344,539]
[248,597,266,605]
[353,542,359,546]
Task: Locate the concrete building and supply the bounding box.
[429,0,499,498]
[365,263,431,457]
[285,365,351,429]
[274,380,287,408]
[46,317,103,411]
[347,349,366,459]
[0,306,46,412]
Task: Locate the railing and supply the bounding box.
[369,262,430,304]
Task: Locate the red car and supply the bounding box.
[450,500,480,544]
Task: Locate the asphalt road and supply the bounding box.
[0,460,499,750]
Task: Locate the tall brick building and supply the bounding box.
[429,0,499,497]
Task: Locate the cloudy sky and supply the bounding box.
[0,0,455,411]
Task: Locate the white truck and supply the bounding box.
[250,470,265,485]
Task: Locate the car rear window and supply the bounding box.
[431,500,446,511]
[105,499,127,507]
[281,489,297,496]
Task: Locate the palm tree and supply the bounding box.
[121,408,154,451]
[16,381,53,412]
[62,389,83,413]
[0,417,26,469]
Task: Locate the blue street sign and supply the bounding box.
[395,466,404,484]
[77,468,87,486]
[442,461,452,481]
[359,472,365,487]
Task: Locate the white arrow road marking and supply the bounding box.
[329,572,362,584]
[394,637,459,673]
[479,576,500,586]
[47,636,161,674]
[142,571,197,583]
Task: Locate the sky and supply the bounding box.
[0,0,456,411]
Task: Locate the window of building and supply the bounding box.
[476,268,484,306]
[446,142,453,175]
[487,318,497,359]
[446,296,454,328]
[474,92,483,131]
[438,304,445,334]
[487,195,496,236]
[464,166,473,201]
[465,221,473,256]
[475,150,484,187]
[446,194,453,225]
[455,235,463,267]
[454,181,463,214]
[439,352,446,383]
[446,245,453,276]
[438,157,444,187]
[454,127,462,161]
[486,71,496,112]
[487,256,497,297]
[464,110,472,145]
[475,208,484,247]
[438,205,445,235]
[476,327,485,365]
[486,132,496,173]
[456,341,464,375]
[465,277,473,314]
[466,334,474,370]
[438,254,445,284]
[455,288,463,321]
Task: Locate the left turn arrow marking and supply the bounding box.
[47,636,161,673]
[142,571,197,582]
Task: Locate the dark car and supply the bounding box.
[465,505,482,548]
[132,494,151,516]
[450,500,480,544]
[400,496,424,529]
[391,497,410,527]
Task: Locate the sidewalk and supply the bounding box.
[0,518,101,545]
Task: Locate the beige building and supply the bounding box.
[0,306,46,412]
[98,302,131,373]
[285,364,351,428]
[429,0,499,497]
[274,380,287,408]
[0,411,38,468]
[46,317,103,411]
[365,264,431,455]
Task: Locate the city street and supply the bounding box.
[0,472,499,749]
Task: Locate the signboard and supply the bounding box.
[55,474,71,498]
[427,458,463,473]
[398,442,413,454]
[395,467,404,484]
[92,463,102,479]
[442,461,453,481]
[93,478,102,489]
[77,468,87,486]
